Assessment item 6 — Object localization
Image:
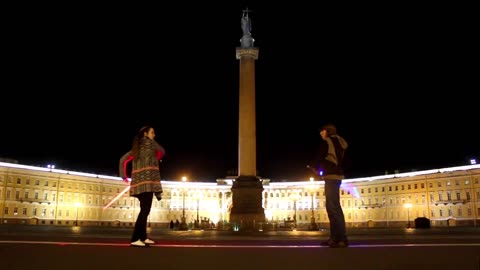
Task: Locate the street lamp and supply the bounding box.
[180,176,188,230]
[404,203,412,228]
[290,193,300,228]
[309,177,318,230]
[194,193,203,229]
[74,202,82,226]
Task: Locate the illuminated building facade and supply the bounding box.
[0,161,479,228]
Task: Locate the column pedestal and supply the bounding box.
[230,176,265,231]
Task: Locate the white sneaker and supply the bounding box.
[130,240,146,247]
[144,238,155,244]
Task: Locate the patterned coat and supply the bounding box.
[119,137,165,198]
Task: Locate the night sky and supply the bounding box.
[2,3,478,181]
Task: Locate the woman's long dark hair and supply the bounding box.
[131,126,152,158]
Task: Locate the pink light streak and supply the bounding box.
[103,185,130,210]
[340,183,360,198]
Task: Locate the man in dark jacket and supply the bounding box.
[310,123,349,248]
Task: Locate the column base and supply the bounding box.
[230,175,265,231]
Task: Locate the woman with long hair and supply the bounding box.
[119,126,165,247]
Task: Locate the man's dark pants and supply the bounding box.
[325,180,347,242]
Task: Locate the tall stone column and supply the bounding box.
[237,48,258,177]
[229,9,265,230]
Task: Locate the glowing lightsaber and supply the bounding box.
[103,185,130,210]
[306,165,323,176]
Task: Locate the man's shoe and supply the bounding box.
[320,239,335,246]
[144,239,155,244]
[329,241,349,248]
[130,240,146,247]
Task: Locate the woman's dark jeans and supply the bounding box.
[131,192,153,242]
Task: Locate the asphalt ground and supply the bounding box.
[1,225,479,270]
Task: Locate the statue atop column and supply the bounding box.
[241,10,252,36]
[240,8,254,48]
